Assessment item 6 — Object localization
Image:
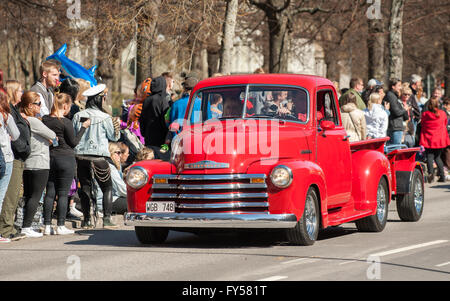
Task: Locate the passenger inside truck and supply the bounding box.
[317,90,338,125]
[249,87,307,122]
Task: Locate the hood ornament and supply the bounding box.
[184,160,230,170]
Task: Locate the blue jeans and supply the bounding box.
[388,130,404,145]
[0,161,13,213]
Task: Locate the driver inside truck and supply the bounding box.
[262,90,293,117]
[222,96,243,118]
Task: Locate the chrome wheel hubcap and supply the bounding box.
[376,184,387,222]
[305,195,318,240]
[414,178,424,214]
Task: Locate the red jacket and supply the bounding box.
[420,110,450,149]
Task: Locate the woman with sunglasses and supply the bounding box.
[72,84,120,229]
[386,79,409,145]
[93,142,127,216]
[18,92,56,238]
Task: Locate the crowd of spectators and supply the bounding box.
[337,75,449,184]
[0,59,448,244]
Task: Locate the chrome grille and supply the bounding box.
[151,174,269,214]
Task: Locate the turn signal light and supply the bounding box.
[154,178,168,184]
[250,178,265,184]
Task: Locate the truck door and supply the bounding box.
[315,88,352,208]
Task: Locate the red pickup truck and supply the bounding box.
[125,74,424,245]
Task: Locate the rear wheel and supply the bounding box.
[355,178,389,232]
[286,188,320,246]
[396,169,424,222]
[135,227,169,244]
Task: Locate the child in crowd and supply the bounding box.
[403,120,415,148]
[136,147,155,161]
[122,147,155,179]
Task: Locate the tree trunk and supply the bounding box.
[267,9,290,73]
[7,37,13,79]
[136,18,156,84]
[367,18,385,81]
[207,47,220,76]
[444,40,450,98]
[96,34,118,90]
[388,0,405,80]
[249,0,291,74]
[135,1,159,85]
[219,0,238,75]
[324,49,340,81]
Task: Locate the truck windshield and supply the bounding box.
[187,85,308,124]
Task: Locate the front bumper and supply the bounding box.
[124,212,298,229]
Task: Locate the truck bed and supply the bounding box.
[350,137,421,195]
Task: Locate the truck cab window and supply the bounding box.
[188,85,308,123]
[317,90,339,125]
[247,86,308,122]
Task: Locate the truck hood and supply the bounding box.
[171,119,311,174]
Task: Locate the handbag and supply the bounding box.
[0,147,6,179]
[348,111,362,141]
[443,146,450,170]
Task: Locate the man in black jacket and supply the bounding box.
[408,74,422,131]
[385,78,409,145]
[0,102,31,241]
[139,76,170,147]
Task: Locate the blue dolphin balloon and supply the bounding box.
[46,44,98,87]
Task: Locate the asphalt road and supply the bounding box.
[0,181,449,282]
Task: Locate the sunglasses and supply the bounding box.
[403,94,412,97]
[32,102,42,106]
[114,151,121,155]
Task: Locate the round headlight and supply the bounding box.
[126,166,149,189]
[270,165,293,188]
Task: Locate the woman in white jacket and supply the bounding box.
[364,93,389,139]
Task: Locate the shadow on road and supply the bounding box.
[66,229,138,247]
[317,225,358,241]
[63,224,359,249]
[428,183,450,192]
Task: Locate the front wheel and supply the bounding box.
[355,177,389,232]
[135,227,169,244]
[285,188,320,246]
[396,168,424,222]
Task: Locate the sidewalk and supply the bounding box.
[61,214,127,230]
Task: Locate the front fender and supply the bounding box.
[247,159,329,227]
[126,160,173,213]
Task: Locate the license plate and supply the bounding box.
[146,201,175,213]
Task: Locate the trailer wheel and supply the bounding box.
[396,169,424,222]
[286,187,320,246]
[355,178,389,232]
[135,227,169,244]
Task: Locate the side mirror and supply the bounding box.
[169,122,180,133]
[320,120,335,131]
[319,120,335,137]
